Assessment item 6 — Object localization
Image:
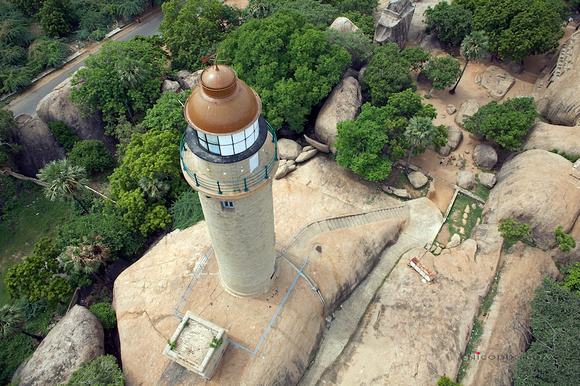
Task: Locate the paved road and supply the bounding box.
[6,10,164,118]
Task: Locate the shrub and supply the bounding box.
[555,226,576,253]
[48,121,79,152]
[66,355,124,385]
[68,140,114,176]
[170,189,204,230]
[89,302,116,329]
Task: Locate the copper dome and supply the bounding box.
[184,65,262,135]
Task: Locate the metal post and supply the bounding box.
[194,174,199,187]
[244,178,248,192]
[217,181,222,194]
[264,165,269,180]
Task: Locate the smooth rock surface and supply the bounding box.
[161,79,181,93]
[304,134,330,153]
[523,122,580,157]
[374,0,415,49]
[455,100,480,128]
[408,171,428,189]
[277,138,302,160]
[473,144,498,169]
[446,125,463,150]
[314,76,362,148]
[477,65,516,100]
[295,148,318,163]
[457,171,475,190]
[478,172,497,189]
[15,305,104,386]
[483,149,580,249]
[446,233,461,248]
[329,17,359,34]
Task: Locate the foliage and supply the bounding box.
[562,262,580,293]
[68,140,114,176]
[8,0,44,16]
[363,43,415,107]
[438,376,461,386]
[60,235,111,281]
[4,237,71,303]
[142,89,192,133]
[56,205,145,257]
[27,38,69,72]
[170,188,204,230]
[424,1,472,46]
[0,109,20,165]
[463,97,537,150]
[66,354,125,386]
[0,303,25,339]
[554,226,576,252]
[450,30,489,93]
[324,28,373,69]
[0,331,34,384]
[221,10,350,132]
[37,159,89,214]
[322,0,377,15]
[89,302,116,329]
[498,217,534,246]
[160,0,241,70]
[340,10,375,35]
[276,0,339,25]
[404,116,437,172]
[38,0,75,38]
[400,46,430,72]
[70,38,168,132]
[209,336,223,348]
[513,278,580,385]
[109,129,185,236]
[48,120,79,152]
[335,91,435,181]
[424,55,461,92]
[468,0,566,62]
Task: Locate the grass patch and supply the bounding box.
[457,266,503,382]
[0,179,72,303]
[474,182,491,202]
[446,194,483,240]
[383,166,429,199]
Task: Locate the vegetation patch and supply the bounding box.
[445,194,483,241]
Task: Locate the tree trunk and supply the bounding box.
[73,195,89,215]
[449,60,469,94]
[405,145,416,175]
[21,330,44,342]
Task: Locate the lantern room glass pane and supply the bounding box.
[221,145,234,156]
[232,131,245,143]
[207,135,219,145]
[234,141,246,153]
[219,135,233,145]
[209,144,220,154]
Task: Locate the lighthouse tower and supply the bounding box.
[180,64,278,298]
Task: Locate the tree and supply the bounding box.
[423,55,461,95]
[66,355,125,386]
[449,31,488,94]
[562,262,580,293]
[555,226,576,252]
[141,89,192,133]
[464,97,537,150]
[401,46,430,72]
[70,38,168,131]
[498,217,535,246]
[404,116,437,174]
[513,278,580,385]
[363,43,415,106]
[221,10,350,132]
[424,1,472,46]
[335,90,436,181]
[60,236,111,287]
[5,237,71,304]
[467,0,566,62]
[325,28,373,69]
[37,159,89,214]
[159,0,241,70]
[0,109,20,166]
[0,304,43,341]
[170,189,204,230]
[38,0,75,38]
[89,302,116,329]
[48,121,79,152]
[27,39,70,73]
[68,140,114,176]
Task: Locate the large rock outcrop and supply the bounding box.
[12,115,66,176]
[476,65,515,100]
[14,305,104,385]
[483,149,580,249]
[314,76,362,149]
[329,17,359,34]
[36,74,116,153]
[374,0,415,49]
[523,121,580,157]
[455,99,479,128]
[534,30,580,126]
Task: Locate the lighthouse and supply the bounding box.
[179,64,279,298]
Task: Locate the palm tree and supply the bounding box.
[404,116,437,175]
[0,304,43,342]
[61,236,111,287]
[115,57,150,124]
[449,31,489,94]
[37,159,89,214]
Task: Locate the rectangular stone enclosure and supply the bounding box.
[163,311,228,380]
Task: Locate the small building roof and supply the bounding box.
[184,64,262,136]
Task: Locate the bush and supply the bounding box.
[48,121,79,152]
[68,140,114,176]
[89,302,116,329]
[170,189,204,230]
[555,226,576,253]
[67,355,124,385]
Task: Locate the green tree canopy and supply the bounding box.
[424,55,461,94]
[5,237,71,304]
[335,90,436,181]
[68,140,114,176]
[38,0,75,38]
[220,9,350,132]
[362,43,415,106]
[400,46,430,72]
[70,38,168,132]
[142,89,192,133]
[513,278,580,385]
[66,355,125,386]
[450,30,489,94]
[0,109,20,165]
[462,0,566,62]
[159,0,241,70]
[498,217,535,246]
[424,1,473,46]
[464,97,537,150]
[554,226,576,253]
[404,116,437,173]
[37,159,89,213]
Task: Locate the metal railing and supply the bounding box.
[180,124,278,195]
